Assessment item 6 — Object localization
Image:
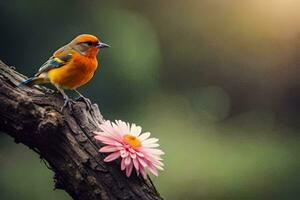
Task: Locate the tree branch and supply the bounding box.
[0,60,162,200]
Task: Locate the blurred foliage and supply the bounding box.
[1,0,300,199]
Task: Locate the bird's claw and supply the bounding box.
[61,98,75,112]
[76,96,92,110]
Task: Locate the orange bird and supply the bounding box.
[19,34,109,111]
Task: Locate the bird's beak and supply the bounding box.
[97,42,110,49]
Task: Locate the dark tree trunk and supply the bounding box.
[0,60,162,200]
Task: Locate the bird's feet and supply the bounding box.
[61,98,75,112]
[76,96,92,110]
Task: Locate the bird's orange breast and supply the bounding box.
[48,54,98,89]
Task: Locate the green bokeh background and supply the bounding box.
[1,0,300,199]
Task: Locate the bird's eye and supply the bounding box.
[85,41,93,46]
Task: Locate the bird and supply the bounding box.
[19,34,109,111]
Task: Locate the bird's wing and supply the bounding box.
[35,46,73,77]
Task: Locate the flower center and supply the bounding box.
[123,134,141,148]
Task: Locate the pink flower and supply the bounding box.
[94,120,164,178]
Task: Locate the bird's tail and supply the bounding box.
[18,77,46,87]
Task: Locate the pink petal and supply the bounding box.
[130,153,136,159]
[143,143,159,148]
[94,131,103,135]
[132,158,139,171]
[142,151,162,160]
[113,142,123,147]
[148,163,158,176]
[116,120,130,134]
[143,138,159,144]
[99,129,123,141]
[95,135,121,146]
[99,146,118,153]
[114,121,125,136]
[143,153,164,166]
[126,162,133,177]
[104,141,122,146]
[121,158,126,170]
[120,150,129,158]
[136,151,145,157]
[138,132,151,141]
[99,121,115,134]
[104,151,120,162]
[146,148,165,155]
[99,125,112,134]
[129,148,136,154]
[144,155,164,167]
[116,146,125,150]
[124,156,131,166]
[137,157,147,167]
[94,135,111,142]
[154,159,164,167]
[130,124,142,136]
[140,167,147,179]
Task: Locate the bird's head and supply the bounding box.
[71,34,109,57]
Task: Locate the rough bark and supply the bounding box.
[0,60,162,200]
